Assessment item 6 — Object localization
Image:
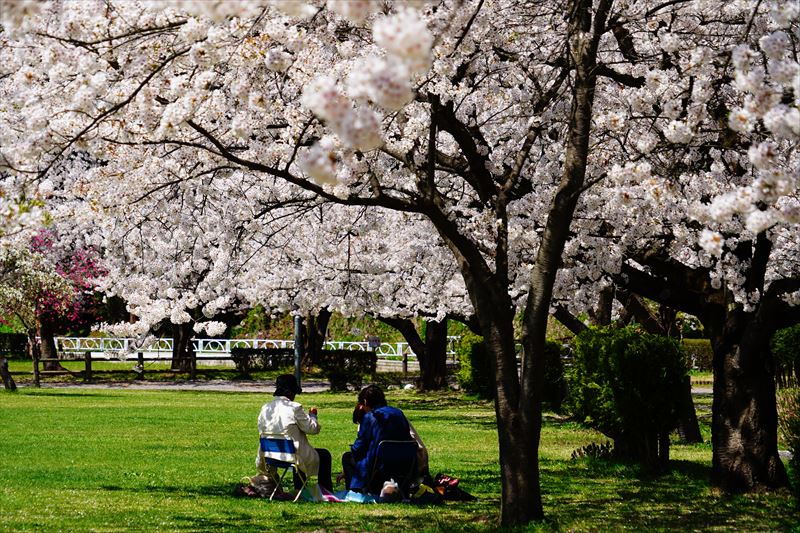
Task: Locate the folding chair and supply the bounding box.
[367,440,418,497]
[259,436,309,502]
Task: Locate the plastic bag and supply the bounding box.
[379,479,401,503]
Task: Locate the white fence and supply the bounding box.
[55,336,460,368]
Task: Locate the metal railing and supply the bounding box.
[55,336,460,364]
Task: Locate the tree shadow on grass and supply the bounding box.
[19,390,114,398]
[543,456,797,531]
[100,482,238,498]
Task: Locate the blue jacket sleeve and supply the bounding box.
[350,413,374,460]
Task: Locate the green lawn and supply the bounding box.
[0,388,797,532]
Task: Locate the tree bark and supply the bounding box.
[304,309,331,366]
[170,322,195,372]
[37,318,66,372]
[708,310,789,491]
[589,286,613,326]
[377,316,449,390]
[1,357,16,391]
[421,319,448,390]
[508,0,610,524]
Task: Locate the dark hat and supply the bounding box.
[274,374,302,397]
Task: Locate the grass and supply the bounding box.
[1,388,797,532]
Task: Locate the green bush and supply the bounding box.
[777,387,800,505]
[682,338,713,371]
[317,349,376,391]
[543,340,567,412]
[230,347,294,375]
[455,334,565,404]
[0,333,27,359]
[772,325,800,387]
[566,326,687,469]
[456,332,494,399]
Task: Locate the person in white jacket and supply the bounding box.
[256,374,333,491]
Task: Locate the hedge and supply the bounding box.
[230,347,294,375]
[317,349,377,392]
[682,338,713,371]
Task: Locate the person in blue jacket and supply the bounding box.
[340,384,415,493]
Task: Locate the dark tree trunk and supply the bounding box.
[420,319,448,390]
[377,316,449,390]
[170,322,195,372]
[37,318,65,372]
[615,246,797,494]
[589,286,613,326]
[676,374,703,443]
[483,306,542,525]
[304,309,331,366]
[1,357,16,391]
[708,312,789,491]
[510,0,611,524]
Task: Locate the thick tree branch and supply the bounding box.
[553,305,588,334]
[595,64,645,88]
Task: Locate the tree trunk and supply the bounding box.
[304,309,331,366]
[510,0,610,524]
[170,322,195,372]
[0,357,16,391]
[590,286,613,326]
[483,310,543,525]
[676,374,703,443]
[376,316,449,390]
[420,319,448,390]
[37,318,66,372]
[709,312,789,491]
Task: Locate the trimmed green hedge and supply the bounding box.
[230,347,294,375]
[456,332,493,399]
[0,333,27,357]
[317,349,377,392]
[682,338,713,371]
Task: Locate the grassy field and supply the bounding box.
[1,388,797,532]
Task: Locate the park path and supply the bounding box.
[16,379,333,393]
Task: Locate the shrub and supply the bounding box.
[571,441,614,460]
[777,387,800,505]
[0,333,28,359]
[566,326,687,470]
[772,325,800,387]
[543,340,567,412]
[230,347,294,375]
[681,338,713,371]
[455,334,565,404]
[317,349,376,391]
[456,332,494,399]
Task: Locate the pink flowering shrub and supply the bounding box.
[28,230,106,330]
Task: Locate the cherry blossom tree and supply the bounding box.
[1,0,797,525]
[549,1,799,491]
[0,245,74,369]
